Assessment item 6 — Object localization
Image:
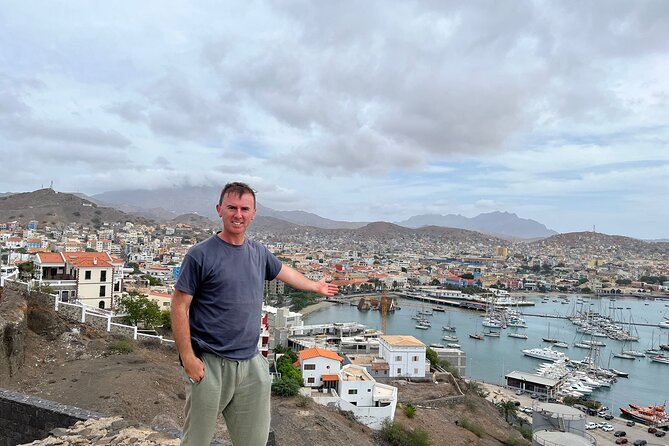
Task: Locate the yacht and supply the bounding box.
[522,347,569,362]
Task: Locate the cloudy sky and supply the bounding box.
[1,1,668,239]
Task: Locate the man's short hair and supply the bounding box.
[219,182,256,208]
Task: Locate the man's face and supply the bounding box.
[216,192,256,237]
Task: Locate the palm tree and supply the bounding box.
[499,399,518,423]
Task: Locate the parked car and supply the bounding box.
[530,393,539,399]
[626,421,635,427]
[614,431,627,437]
[632,440,647,446]
[585,422,598,430]
[515,389,523,395]
[655,430,666,437]
[615,439,628,445]
[604,414,614,420]
[648,427,657,434]
[602,424,614,432]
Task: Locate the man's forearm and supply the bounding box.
[276,265,319,293]
[171,293,195,360]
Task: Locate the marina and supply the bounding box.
[304,293,669,417]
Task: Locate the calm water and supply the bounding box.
[304,295,669,413]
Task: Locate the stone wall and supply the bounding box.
[57,302,84,323]
[83,312,108,331]
[0,286,27,386]
[0,389,103,446]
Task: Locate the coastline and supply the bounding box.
[299,300,336,317]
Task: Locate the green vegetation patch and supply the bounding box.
[459,417,485,438]
[108,339,135,354]
[381,420,430,446]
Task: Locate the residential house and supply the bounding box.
[378,335,426,378]
[318,364,397,430]
[34,251,124,309]
[295,347,343,388]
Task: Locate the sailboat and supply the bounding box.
[442,312,456,332]
[543,322,560,344]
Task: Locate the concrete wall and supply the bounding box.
[0,388,102,446]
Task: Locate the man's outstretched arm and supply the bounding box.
[276,264,339,296]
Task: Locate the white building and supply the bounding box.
[296,347,343,388]
[378,335,427,378]
[336,364,397,429]
[263,305,303,348]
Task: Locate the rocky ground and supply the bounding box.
[3,295,530,446]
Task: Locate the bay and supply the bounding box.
[303,294,669,413]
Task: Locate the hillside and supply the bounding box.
[527,231,669,257]
[1,286,530,446]
[0,189,153,229]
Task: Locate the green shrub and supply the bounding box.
[459,417,485,438]
[517,426,533,441]
[271,377,300,396]
[108,339,135,354]
[381,420,430,446]
[404,403,416,418]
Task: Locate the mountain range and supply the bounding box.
[91,186,555,239]
[2,189,667,256]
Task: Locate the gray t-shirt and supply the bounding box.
[175,234,282,360]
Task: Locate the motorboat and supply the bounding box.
[446,343,461,348]
[469,333,484,340]
[522,347,569,362]
[442,335,459,342]
[508,332,528,339]
[619,403,669,425]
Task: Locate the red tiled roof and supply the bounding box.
[36,252,65,264]
[298,347,343,362]
[322,374,339,382]
[63,252,114,268]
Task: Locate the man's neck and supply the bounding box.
[218,231,245,246]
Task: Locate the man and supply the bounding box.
[172,182,338,446]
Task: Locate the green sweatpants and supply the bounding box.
[181,352,272,446]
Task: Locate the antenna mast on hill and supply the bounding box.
[593,225,596,233]
[50,181,53,189]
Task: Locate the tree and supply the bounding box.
[142,274,163,286]
[499,399,518,423]
[118,294,162,328]
[459,273,475,280]
[18,261,35,274]
[430,279,441,286]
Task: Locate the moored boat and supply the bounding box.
[469,333,484,340]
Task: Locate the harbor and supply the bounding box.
[304,293,669,419]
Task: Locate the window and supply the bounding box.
[395,356,402,361]
[348,389,357,395]
[414,368,419,374]
[98,300,105,309]
[100,271,107,281]
[412,356,419,362]
[99,285,106,297]
[85,270,91,280]
[307,377,315,384]
[304,364,316,370]
[397,368,402,374]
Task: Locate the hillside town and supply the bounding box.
[2,195,669,443]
